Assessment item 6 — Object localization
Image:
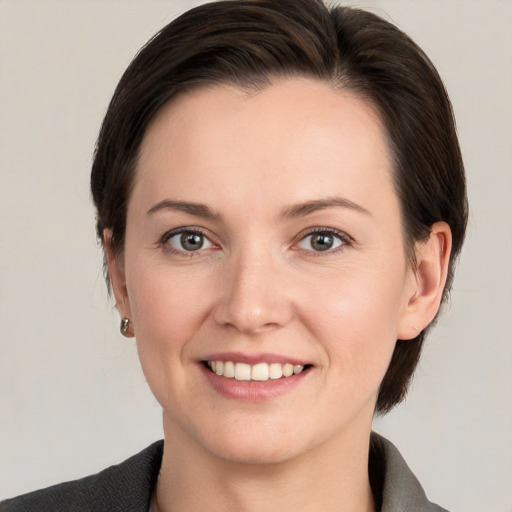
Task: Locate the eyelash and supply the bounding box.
[159,227,214,257]
[158,226,352,257]
[294,227,352,256]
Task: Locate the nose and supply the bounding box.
[212,248,294,335]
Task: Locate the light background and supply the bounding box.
[0,1,511,510]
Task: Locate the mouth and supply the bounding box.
[203,360,313,382]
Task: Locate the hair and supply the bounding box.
[91,0,467,413]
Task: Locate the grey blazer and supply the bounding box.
[0,433,448,512]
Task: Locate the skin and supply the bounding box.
[106,78,451,512]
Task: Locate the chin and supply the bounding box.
[209,439,300,466]
[194,420,309,466]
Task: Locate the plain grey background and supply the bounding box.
[1,1,511,511]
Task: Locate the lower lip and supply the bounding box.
[200,364,310,401]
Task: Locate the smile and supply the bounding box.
[206,361,308,381]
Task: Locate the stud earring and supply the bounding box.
[120,317,132,337]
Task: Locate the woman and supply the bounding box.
[1,0,467,511]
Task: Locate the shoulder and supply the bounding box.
[0,440,163,512]
[370,432,450,512]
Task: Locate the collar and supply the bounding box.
[370,432,448,512]
[1,435,447,511]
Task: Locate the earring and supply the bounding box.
[120,317,132,337]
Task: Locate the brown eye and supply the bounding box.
[311,233,334,251]
[166,230,213,252]
[298,231,344,252]
[180,232,204,251]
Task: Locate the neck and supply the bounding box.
[155,418,376,512]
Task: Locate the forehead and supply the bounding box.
[133,78,396,219]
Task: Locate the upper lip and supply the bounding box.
[201,352,311,366]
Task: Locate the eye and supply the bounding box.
[297,230,345,252]
[164,229,214,253]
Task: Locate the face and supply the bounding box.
[111,78,421,465]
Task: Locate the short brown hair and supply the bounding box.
[91,0,467,413]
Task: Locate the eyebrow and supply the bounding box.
[147,199,221,220]
[147,196,370,221]
[280,196,371,218]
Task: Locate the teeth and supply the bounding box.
[282,363,293,377]
[269,363,283,379]
[234,362,251,381]
[207,360,307,381]
[293,365,304,375]
[224,361,235,378]
[251,363,269,381]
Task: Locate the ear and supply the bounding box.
[104,229,134,337]
[398,222,452,340]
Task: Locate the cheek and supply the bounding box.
[128,259,214,333]
[125,261,216,391]
[299,260,408,387]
